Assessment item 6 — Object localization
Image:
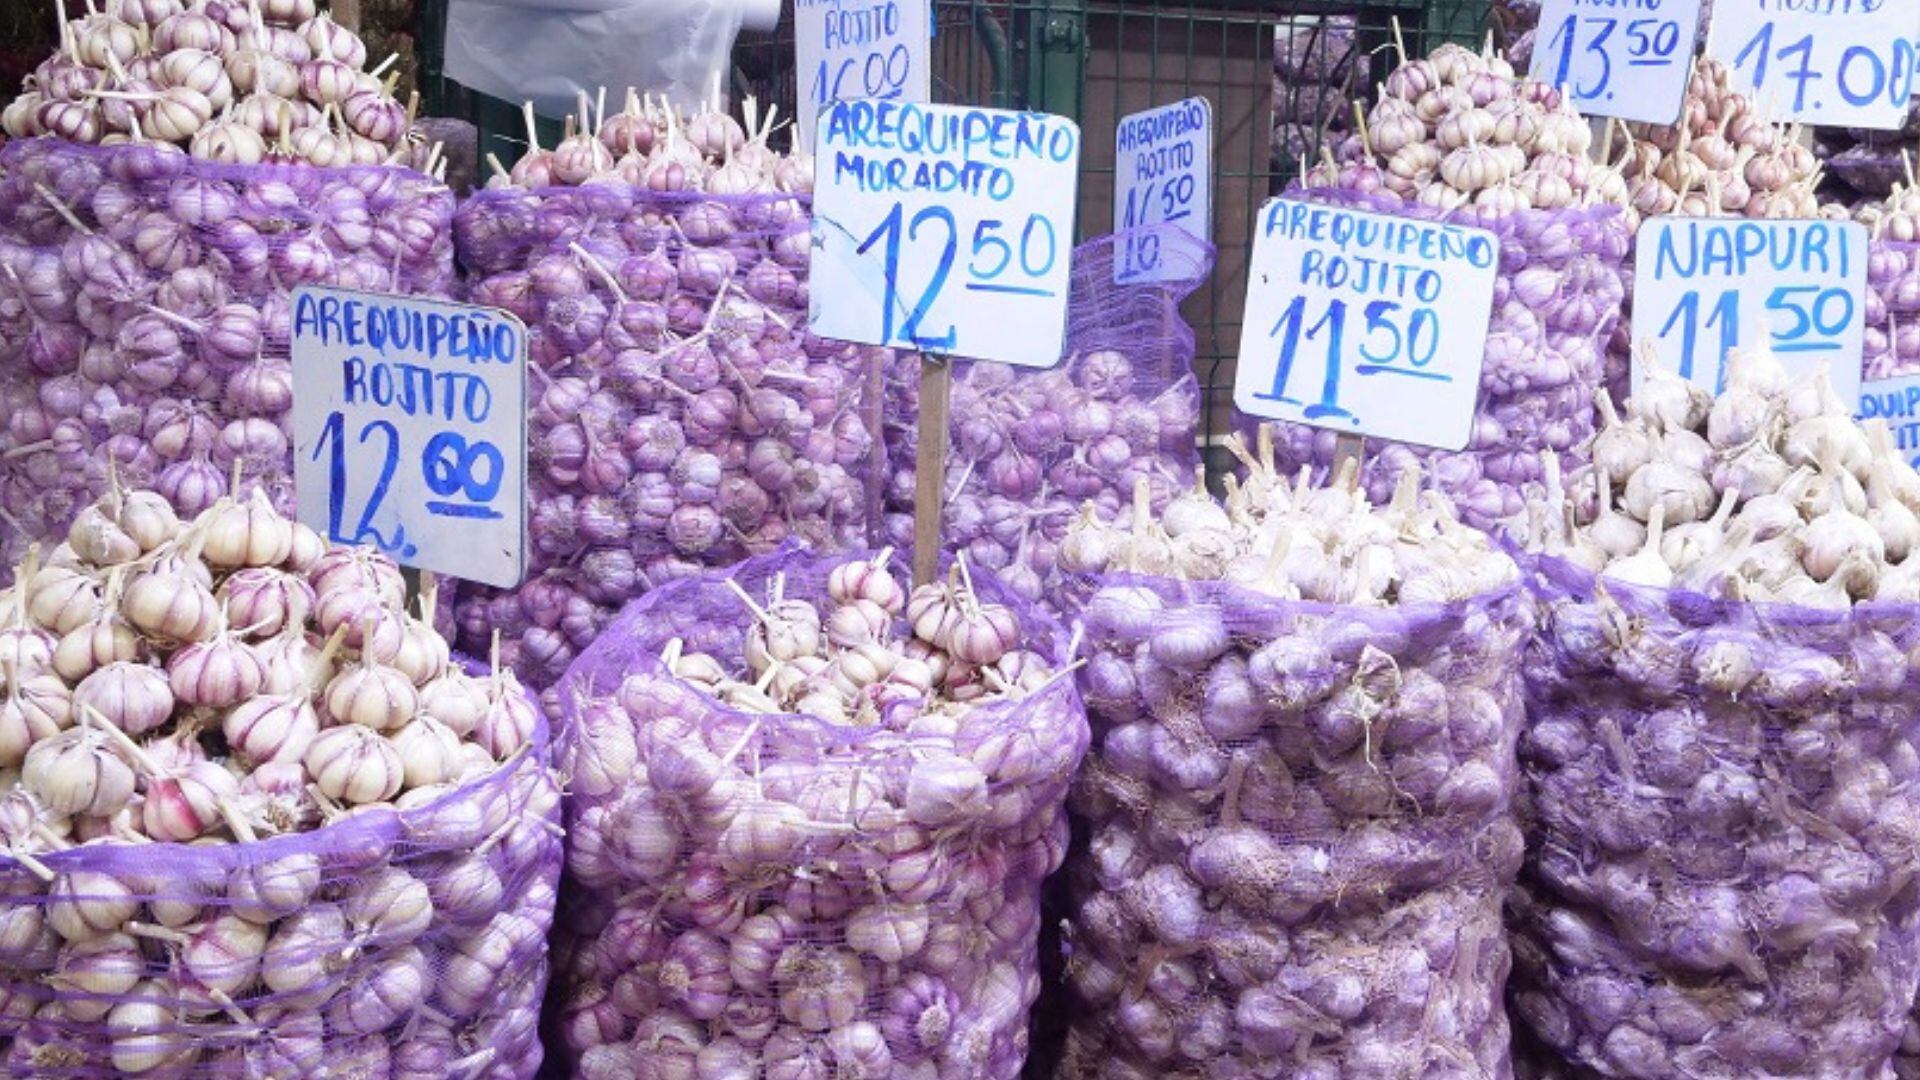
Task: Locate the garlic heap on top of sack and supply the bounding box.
[2,0,432,171]
[1541,340,1920,608]
[1058,445,1518,605]
[0,475,540,853]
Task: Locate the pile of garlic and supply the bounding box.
[672,551,1055,726]
[2,0,433,172]
[0,476,540,857]
[1058,440,1518,606]
[1608,56,1825,229]
[484,89,810,196]
[1542,341,1920,607]
[1305,39,1626,215]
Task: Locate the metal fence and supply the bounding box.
[426,1,1499,435]
[736,1,1491,439]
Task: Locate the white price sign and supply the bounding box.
[1529,0,1703,124]
[808,100,1081,367]
[1631,218,1867,408]
[1707,0,1920,130]
[291,287,528,589]
[1113,96,1212,284]
[1860,376,1920,470]
[1233,199,1498,451]
[794,0,931,159]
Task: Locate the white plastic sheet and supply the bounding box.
[443,0,771,119]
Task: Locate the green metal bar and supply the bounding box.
[1026,0,1087,119]
[972,3,1015,110]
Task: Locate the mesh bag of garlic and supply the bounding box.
[450,93,884,693]
[1250,43,1632,540]
[1858,189,1920,380]
[880,226,1211,607]
[1269,16,1363,172]
[0,481,562,1078]
[0,137,455,580]
[0,0,455,577]
[1816,105,1920,209]
[1051,453,1530,1078]
[549,544,1088,1079]
[1514,342,1920,1077]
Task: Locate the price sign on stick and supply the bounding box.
[1859,377,1920,471]
[1631,218,1867,408]
[808,100,1080,583]
[1233,198,1499,452]
[809,100,1081,366]
[1530,0,1703,124]
[1113,97,1213,284]
[794,0,932,153]
[291,287,528,589]
[1708,0,1920,130]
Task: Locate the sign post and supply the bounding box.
[290,286,529,589]
[1233,198,1500,452]
[1529,0,1704,124]
[1112,96,1213,284]
[1630,217,1869,406]
[808,99,1082,583]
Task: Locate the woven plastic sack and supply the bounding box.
[1246,187,1630,541]
[1511,555,1920,1078]
[881,228,1210,606]
[0,711,563,1078]
[451,186,886,691]
[547,545,1088,1079]
[1865,238,1920,381]
[1056,571,1531,1079]
[0,137,457,578]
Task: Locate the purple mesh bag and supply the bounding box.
[0,137,457,577]
[450,186,887,691]
[1512,554,1920,1078]
[1270,17,1363,174]
[0,706,563,1078]
[547,545,1088,1079]
[1866,238,1920,381]
[1056,571,1532,1078]
[1243,187,1631,540]
[881,228,1211,607]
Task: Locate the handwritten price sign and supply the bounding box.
[809,100,1081,367]
[1233,199,1498,451]
[291,287,528,588]
[1113,97,1212,285]
[1631,218,1867,408]
[1708,0,1920,130]
[1860,376,1920,470]
[1531,0,1703,124]
[794,0,931,153]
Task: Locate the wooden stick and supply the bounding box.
[913,356,953,587]
[1332,434,1366,483]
